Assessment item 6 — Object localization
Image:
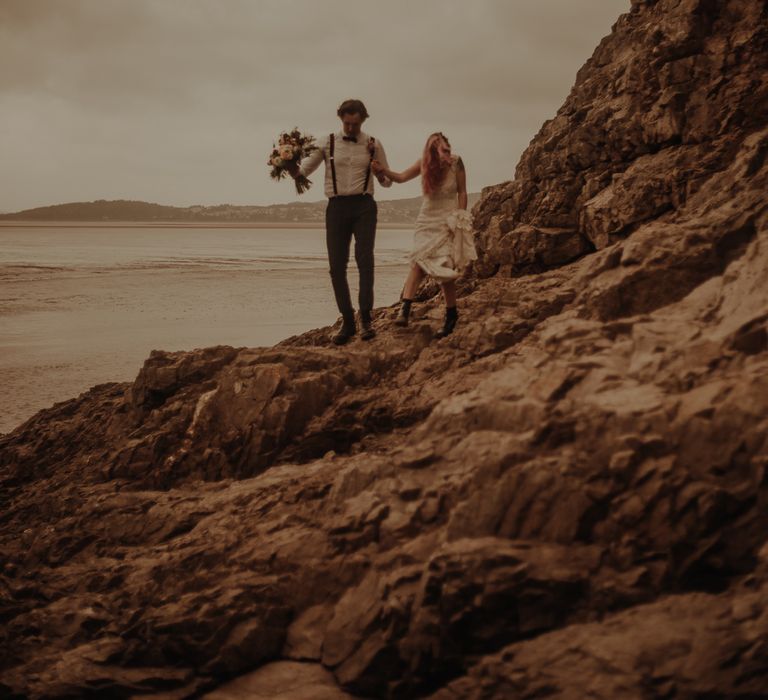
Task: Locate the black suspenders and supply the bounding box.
[363,137,375,193]
[328,133,376,197]
[329,133,338,197]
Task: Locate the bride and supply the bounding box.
[372,132,476,337]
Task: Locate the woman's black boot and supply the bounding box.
[395,298,413,327]
[435,306,458,338]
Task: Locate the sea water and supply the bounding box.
[0,225,413,433]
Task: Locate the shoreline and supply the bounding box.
[0,220,413,230]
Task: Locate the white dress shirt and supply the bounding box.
[299,130,392,198]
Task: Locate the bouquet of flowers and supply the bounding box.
[268,128,317,194]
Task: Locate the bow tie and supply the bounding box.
[342,135,358,143]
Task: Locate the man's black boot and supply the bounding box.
[333,313,356,345]
[360,310,376,341]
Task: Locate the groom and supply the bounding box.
[288,99,392,345]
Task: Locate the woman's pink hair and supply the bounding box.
[421,132,453,195]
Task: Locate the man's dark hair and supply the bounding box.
[337,99,369,120]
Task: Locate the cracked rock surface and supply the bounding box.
[2,1,768,698]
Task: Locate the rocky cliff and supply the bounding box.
[2,0,768,698]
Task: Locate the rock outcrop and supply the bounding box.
[474,0,768,278]
[2,1,768,698]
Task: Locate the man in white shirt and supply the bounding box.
[289,99,392,344]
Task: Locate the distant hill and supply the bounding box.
[0,194,482,225]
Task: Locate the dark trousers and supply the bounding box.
[325,194,377,318]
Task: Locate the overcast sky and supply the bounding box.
[0,0,627,212]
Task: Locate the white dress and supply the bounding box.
[411,155,477,281]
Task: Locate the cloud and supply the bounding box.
[0,0,628,211]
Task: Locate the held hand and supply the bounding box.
[371,159,385,175]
